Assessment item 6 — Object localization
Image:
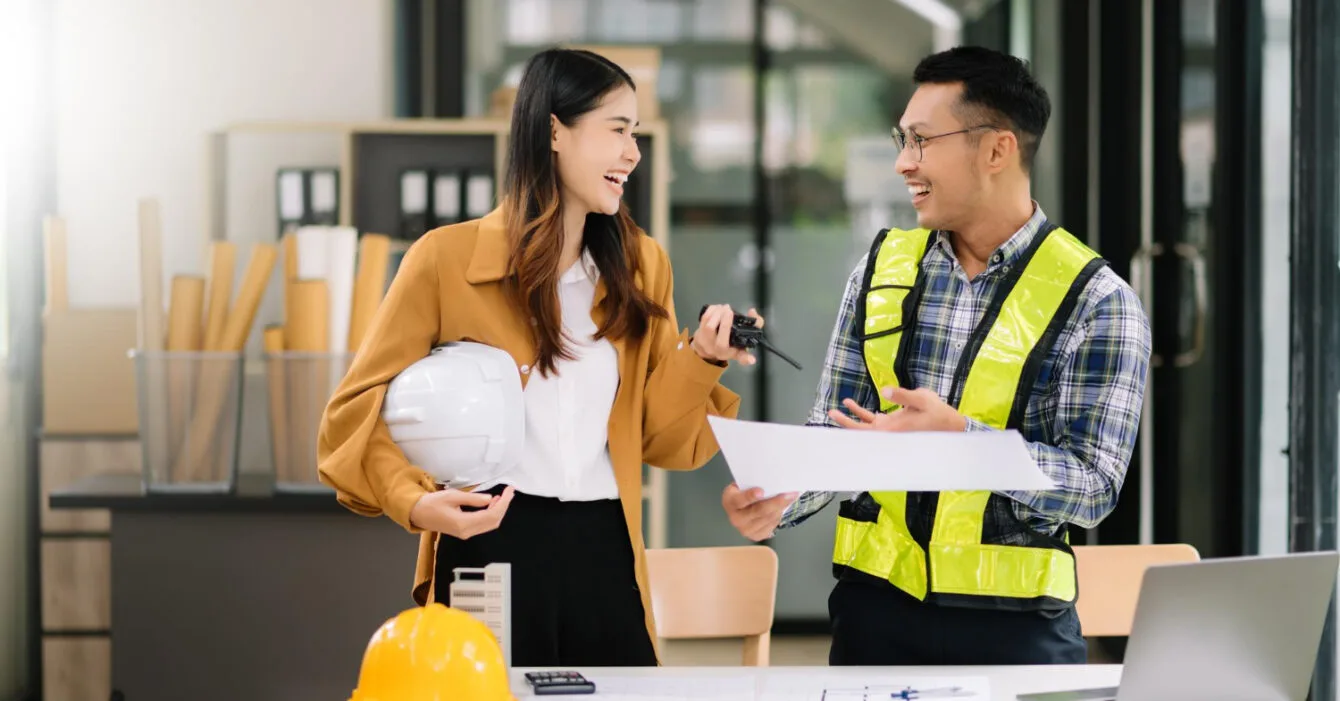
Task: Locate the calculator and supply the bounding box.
[523,671,596,695]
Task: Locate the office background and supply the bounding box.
[1,0,1337,699]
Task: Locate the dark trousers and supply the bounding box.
[827,577,1088,666]
[434,486,657,668]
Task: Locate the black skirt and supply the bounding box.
[434,484,658,667]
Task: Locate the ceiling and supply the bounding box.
[772,0,1008,76]
[773,0,935,76]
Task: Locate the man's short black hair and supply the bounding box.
[912,45,1051,172]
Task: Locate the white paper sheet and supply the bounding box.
[294,225,331,281]
[325,226,357,354]
[706,416,1054,496]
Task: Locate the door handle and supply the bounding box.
[1129,243,1165,367]
[1128,243,1163,303]
[1127,242,1207,368]
[1172,242,1207,368]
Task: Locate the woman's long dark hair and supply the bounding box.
[501,48,668,377]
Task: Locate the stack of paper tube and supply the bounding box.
[267,226,391,486]
[138,197,278,486]
[140,196,392,487]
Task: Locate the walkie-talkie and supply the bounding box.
[698,305,803,371]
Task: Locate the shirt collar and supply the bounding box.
[932,201,1048,270]
[561,248,600,284]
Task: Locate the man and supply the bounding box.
[721,45,1151,666]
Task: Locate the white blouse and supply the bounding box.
[478,250,621,501]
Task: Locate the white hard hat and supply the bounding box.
[381,342,525,489]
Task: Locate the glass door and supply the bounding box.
[1078,0,1258,561]
[1149,0,1258,560]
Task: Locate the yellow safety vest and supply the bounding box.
[832,223,1107,611]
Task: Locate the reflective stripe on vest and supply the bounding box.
[860,228,931,409]
[833,225,1102,606]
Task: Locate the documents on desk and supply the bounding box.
[706,416,1054,496]
[580,672,990,700]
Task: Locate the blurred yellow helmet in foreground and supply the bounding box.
[349,602,514,701]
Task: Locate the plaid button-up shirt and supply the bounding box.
[778,204,1152,536]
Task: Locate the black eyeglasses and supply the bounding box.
[891,125,1000,162]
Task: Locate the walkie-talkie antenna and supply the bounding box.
[698,305,804,371]
[757,337,803,370]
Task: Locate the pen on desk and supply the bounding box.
[889,686,969,699]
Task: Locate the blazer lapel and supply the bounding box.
[465,207,511,284]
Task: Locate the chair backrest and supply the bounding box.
[644,545,779,666]
[1073,543,1201,637]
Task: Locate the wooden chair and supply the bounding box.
[644,545,779,666]
[1073,543,1201,637]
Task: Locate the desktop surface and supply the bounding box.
[511,664,1124,699]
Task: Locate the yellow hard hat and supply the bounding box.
[349,603,515,701]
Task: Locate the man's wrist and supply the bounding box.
[963,416,992,432]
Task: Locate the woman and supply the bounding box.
[316,47,758,668]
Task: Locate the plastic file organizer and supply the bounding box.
[449,563,512,667]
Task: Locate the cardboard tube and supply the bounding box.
[202,242,236,351]
[174,243,277,483]
[263,325,284,352]
[285,280,330,352]
[166,276,205,351]
[220,243,278,352]
[283,280,329,487]
[138,198,165,351]
[264,325,289,485]
[347,234,390,352]
[165,275,205,484]
[282,231,299,342]
[283,231,299,282]
[43,216,69,314]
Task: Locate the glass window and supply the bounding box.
[686,67,754,175]
[1256,0,1292,558]
[691,0,752,41]
[593,0,686,42]
[505,0,588,43]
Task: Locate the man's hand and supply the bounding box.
[409,486,515,539]
[827,386,967,432]
[722,482,797,541]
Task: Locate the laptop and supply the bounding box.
[1017,551,1340,701]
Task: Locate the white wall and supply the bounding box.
[0,2,395,693]
[3,0,56,694]
[54,0,397,309]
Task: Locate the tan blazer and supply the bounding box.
[316,208,741,659]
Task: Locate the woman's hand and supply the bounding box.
[409,485,515,539]
[722,482,797,541]
[692,304,765,366]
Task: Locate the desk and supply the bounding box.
[49,472,421,701]
[50,473,1123,701]
[510,665,1124,699]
